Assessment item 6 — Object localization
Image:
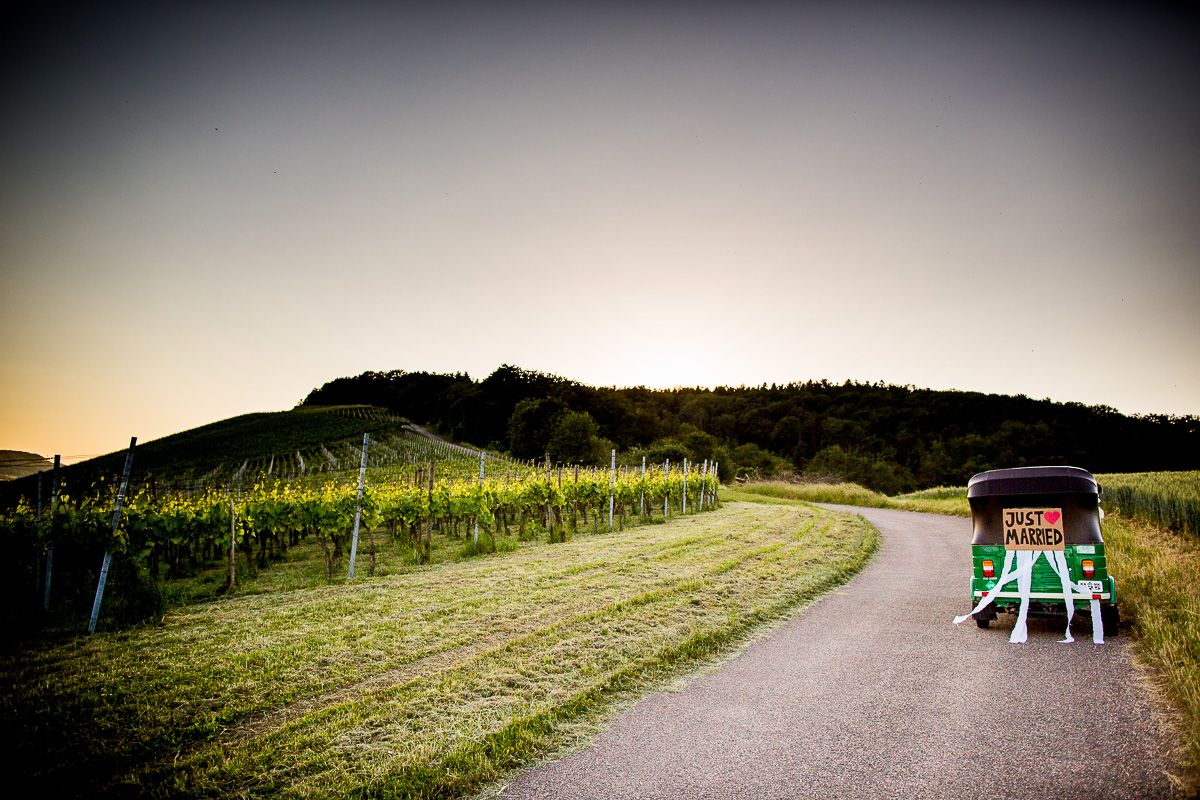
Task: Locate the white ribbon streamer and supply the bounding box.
[954,549,1105,645]
[1010,550,1035,643]
[1047,549,1077,643]
[953,549,1018,625]
[1044,549,1104,644]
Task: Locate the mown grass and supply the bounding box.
[156,519,525,610]
[84,505,623,620]
[731,480,970,516]
[1,500,877,798]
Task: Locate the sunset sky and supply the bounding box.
[2,1,1197,460]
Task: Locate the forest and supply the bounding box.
[301,365,1200,494]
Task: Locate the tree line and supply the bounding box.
[300,365,1200,494]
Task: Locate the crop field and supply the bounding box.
[730,480,971,516]
[0,499,877,798]
[1097,471,1200,539]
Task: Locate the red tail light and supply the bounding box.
[982,559,995,578]
[1081,559,1095,579]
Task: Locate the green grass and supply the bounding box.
[1,500,877,798]
[1102,513,1200,786]
[1098,471,1200,539]
[143,508,675,612]
[729,480,970,516]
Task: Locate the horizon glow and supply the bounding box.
[2,2,1198,458]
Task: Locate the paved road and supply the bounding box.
[498,504,1178,799]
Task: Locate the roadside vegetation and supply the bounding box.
[1101,512,1200,781]
[730,480,970,517]
[1098,471,1200,539]
[1095,472,1200,786]
[1,500,877,798]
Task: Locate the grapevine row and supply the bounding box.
[2,459,721,618]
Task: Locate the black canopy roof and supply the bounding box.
[967,466,1098,498]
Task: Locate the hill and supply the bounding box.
[0,451,52,482]
[301,365,1200,493]
[1,406,413,505]
[6,365,1195,505]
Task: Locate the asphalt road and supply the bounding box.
[497,504,1179,800]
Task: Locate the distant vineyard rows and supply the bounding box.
[2,438,721,619]
[150,428,510,492]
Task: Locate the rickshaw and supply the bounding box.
[965,465,1119,638]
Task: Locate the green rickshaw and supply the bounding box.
[966,466,1119,638]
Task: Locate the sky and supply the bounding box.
[2,1,1198,461]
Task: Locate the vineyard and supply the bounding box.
[0,427,720,633]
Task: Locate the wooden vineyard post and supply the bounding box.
[43,455,60,612]
[88,437,136,635]
[682,458,688,514]
[544,455,553,543]
[425,458,434,560]
[348,433,369,579]
[700,459,709,511]
[227,499,237,588]
[36,473,41,599]
[607,449,615,533]
[664,459,670,519]
[572,464,579,531]
[474,450,484,547]
[640,456,646,518]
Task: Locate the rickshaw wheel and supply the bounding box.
[975,618,991,629]
[1101,605,1120,637]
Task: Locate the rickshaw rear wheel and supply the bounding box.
[975,618,991,628]
[1101,605,1120,637]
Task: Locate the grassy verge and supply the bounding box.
[1,500,876,798]
[729,480,970,516]
[1102,512,1200,782]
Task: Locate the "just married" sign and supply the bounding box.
[1002,508,1065,550]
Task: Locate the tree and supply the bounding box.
[548,411,607,465]
[806,445,916,496]
[507,398,567,460]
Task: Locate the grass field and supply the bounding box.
[1098,471,1200,539]
[1,500,877,798]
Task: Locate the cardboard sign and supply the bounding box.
[1003,507,1064,551]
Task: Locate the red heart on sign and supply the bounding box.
[1045,511,1061,524]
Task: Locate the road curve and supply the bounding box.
[496,503,1178,800]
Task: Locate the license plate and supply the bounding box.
[1078,580,1103,593]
